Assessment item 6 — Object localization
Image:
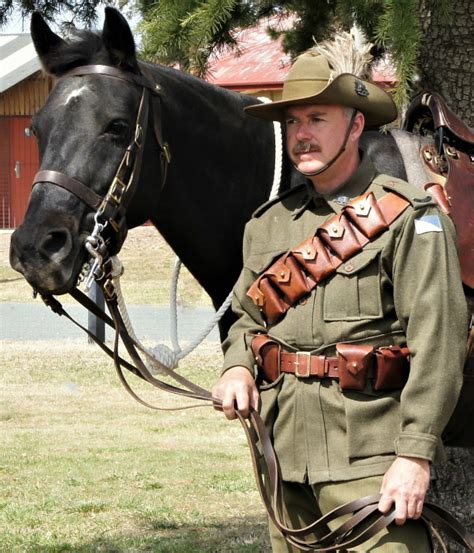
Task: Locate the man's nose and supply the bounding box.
[295,122,312,140]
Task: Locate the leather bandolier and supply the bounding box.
[247,189,410,324]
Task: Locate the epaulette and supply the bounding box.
[251,183,307,218]
[374,175,437,210]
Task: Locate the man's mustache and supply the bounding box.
[293,141,321,155]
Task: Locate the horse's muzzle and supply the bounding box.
[9,224,82,295]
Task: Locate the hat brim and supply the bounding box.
[245,73,397,128]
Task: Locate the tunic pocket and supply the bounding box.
[342,387,401,459]
[323,248,383,321]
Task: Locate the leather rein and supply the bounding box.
[36,64,473,552]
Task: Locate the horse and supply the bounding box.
[10,8,417,341]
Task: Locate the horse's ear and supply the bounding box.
[102,7,138,73]
[30,11,66,75]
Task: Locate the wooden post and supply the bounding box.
[88,281,105,343]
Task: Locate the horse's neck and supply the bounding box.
[143,64,282,304]
[388,129,433,189]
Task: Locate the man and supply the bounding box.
[212,45,468,552]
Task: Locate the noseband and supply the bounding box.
[32,63,171,277]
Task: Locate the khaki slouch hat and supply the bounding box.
[245,50,397,128]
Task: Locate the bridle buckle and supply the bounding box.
[109,176,127,205]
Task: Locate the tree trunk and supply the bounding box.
[417,3,473,551]
[417,0,474,126]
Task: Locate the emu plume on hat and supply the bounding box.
[245,32,397,128]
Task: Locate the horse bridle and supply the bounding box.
[34,65,473,552]
[32,63,171,283]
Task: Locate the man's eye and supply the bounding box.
[286,118,297,125]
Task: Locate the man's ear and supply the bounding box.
[30,11,66,75]
[102,7,139,72]
[351,111,365,141]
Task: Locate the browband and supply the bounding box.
[65,64,159,93]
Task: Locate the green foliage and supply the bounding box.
[374,0,421,108]
[0,0,110,29]
[135,0,455,109]
[0,0,456,108]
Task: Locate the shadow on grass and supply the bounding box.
[20,518,271,552]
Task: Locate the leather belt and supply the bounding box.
[251,334,407,391]
[279,351,377,381]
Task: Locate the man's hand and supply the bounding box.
[378,456,430,525]
[212,366,259,420]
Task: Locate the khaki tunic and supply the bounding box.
[222,154,468,484]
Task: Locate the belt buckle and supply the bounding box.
[294,351,311,378]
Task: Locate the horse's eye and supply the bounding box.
[102,120,129,137]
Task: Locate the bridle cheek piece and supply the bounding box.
[31,63,171,291]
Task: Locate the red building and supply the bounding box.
[0,33,53,228]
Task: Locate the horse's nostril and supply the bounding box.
[40,230,70,256]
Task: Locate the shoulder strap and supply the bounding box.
[252,183,306,218]
[247,190,410,324]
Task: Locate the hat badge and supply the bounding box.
[354,79,369,97]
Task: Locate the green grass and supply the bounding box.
[0,227,212,305]
[0,341,270,552]
[1,227,268,550]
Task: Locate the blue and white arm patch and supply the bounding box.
[414,214,444,234]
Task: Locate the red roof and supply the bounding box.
[206,17,293,91]
[206,17,396,91]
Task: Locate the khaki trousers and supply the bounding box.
[268,475,431,552]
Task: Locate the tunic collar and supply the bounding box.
[292,152,377,218]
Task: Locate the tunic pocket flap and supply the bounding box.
[245,248,289,273]
[334,248,381,276]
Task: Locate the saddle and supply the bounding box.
[403,91,474,290]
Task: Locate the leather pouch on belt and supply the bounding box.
[374,346,409,390]
[336,343,374,390]
[250,333,281,383]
